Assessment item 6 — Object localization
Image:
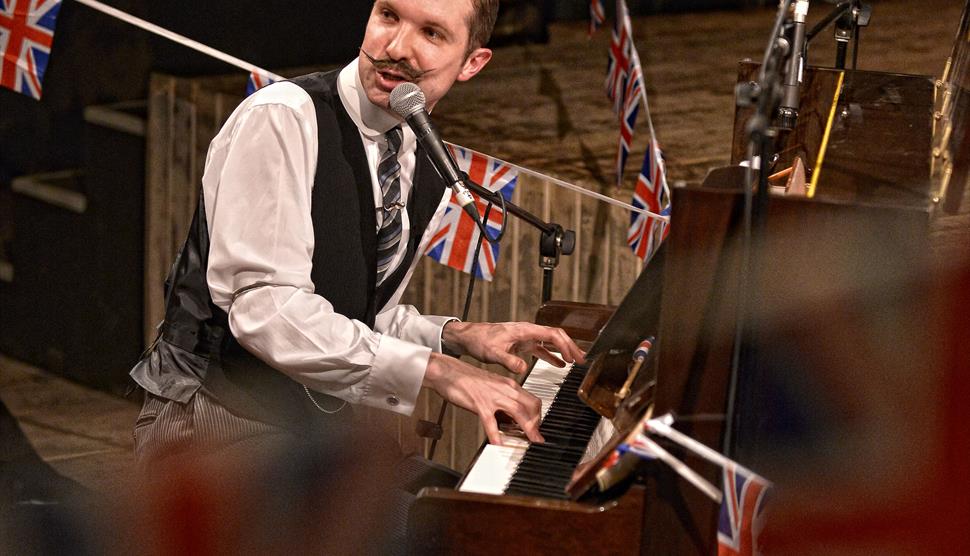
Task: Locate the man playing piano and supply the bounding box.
[129,0,584,470]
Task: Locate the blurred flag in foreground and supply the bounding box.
[718,462,771,556]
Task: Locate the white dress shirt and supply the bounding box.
[202,59,452,415]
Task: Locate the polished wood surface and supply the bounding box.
[534,300,616,344]
[407,485,646,555]
[644,183,931,553]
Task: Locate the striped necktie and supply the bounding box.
[376,127,404,285]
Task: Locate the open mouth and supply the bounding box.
[374,69,419,93]
[378,70,408,85]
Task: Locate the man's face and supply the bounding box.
[359,0,492,113]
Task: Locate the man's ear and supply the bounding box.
[457,47,493,82]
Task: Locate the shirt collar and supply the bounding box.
[337,58,402,138]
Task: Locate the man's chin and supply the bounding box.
[363,89,393,111]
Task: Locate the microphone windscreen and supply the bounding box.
[389,82,426,118]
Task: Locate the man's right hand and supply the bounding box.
[422,352,544,446]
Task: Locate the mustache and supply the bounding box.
[360,48,428,81]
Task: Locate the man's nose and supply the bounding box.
[384,24,415,61]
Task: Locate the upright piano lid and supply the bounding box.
[586,244,666,359]
[934,0,970,213]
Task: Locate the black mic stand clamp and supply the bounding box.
[459,175,576,306]
[806,1,872,70]
[834,1,871,70]
[539,225,576,304]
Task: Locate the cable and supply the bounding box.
[427,201,496,461]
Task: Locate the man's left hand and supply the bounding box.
[442,321,586,374]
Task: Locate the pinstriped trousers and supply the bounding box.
[133,391,296,468]
[132,391,459,555]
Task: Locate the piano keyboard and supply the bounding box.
[459,357,613,500]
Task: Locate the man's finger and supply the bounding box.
[537,326,586,364]
[533,345,566,368]
[520,418,545,443]
[480,412,503,446]
[494,396,544,444]
[495,350,529,374]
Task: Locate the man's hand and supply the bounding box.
[441,321,586,374]
[423,352,544,445]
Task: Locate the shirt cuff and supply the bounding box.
[361,334,430,416]
[401,314,458,353]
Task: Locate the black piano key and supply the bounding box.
[505,478,567,493]
[505,469,572,486]
[495,361,605,499]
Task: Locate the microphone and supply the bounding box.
[778,0,810,130]
[389,82,482,226]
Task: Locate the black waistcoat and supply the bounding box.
[145,70,447,431]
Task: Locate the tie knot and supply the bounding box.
[384,127,403,155]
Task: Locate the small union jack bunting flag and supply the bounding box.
[604,1,634,116]
[588,0,605,37]
[605,0,643,186]
[615,62,642,187]
[424,146,518,281]
[246,69,276,96]
[628,142,670,263]
[0,0,61,100]
[717,462,771,556]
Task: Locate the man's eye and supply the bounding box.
[380,9,396,20]
[425,28,441,40]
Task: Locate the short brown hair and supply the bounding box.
[466,0,499,53]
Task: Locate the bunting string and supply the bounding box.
[71,0,284,81]
[443,142,669,221]
[69,0,664,222]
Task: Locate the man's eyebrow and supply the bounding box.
[424,20,450,37]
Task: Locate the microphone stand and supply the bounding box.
[723,0,796,459]
[460,176,576,304]
[421,173,577,460]
[805,0,871,70]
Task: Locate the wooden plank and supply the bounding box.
[144,75,175,345]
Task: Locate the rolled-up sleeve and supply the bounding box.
[203,84,427,415]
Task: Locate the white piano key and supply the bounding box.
[459,444,526,495]
[522,356,572,419]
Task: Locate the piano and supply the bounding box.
[407,3,970,553]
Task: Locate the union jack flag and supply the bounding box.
[424,146,518,281]
[246,69,276,96]
[588,0,605,37]
[615,63,642,187]
[718,463,771,556]
[0,0,61,100]
[604,1,633,116]
[627,142,670,263]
